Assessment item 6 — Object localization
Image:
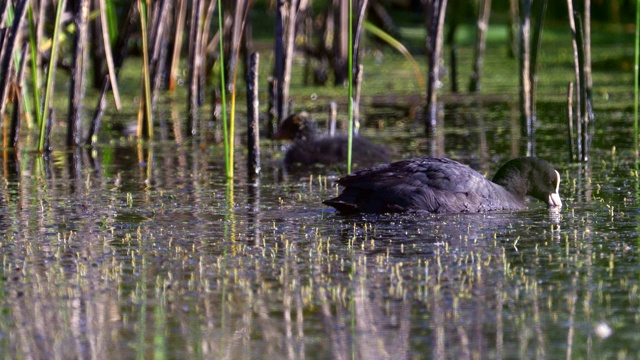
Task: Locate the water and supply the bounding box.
[1,38,639,360]
[0,108,638,359]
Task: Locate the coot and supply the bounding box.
[323,157,562,214]
[275,113,392,167]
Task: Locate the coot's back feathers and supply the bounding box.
[323,157,562,214]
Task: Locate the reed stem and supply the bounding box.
[347,0,353,173]
[38,0,67,152]
[633,1,640,153]
[218,0,230,179]
[27,4,41,129]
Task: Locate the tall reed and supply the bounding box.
[228,1,251,180]
[27,5,42,129]
[218,0,231,179]
[347,0,354,173]
[98,0,121,110]
[38,0,67,152]
[635,0,639,153]
[138,0,152,139]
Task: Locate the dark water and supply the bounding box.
[0,103,638,359]
[1,35,640,358]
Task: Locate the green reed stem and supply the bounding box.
[347,0,354,173]
[6,3,34,130]
[27,4,41,129]
[105,0,117,47]
[218,0,230,179]
[138,0,152,139]
[38,0,66,152]
[635,0,639,154]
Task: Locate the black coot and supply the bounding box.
[275,113,392,167]
[323,157,562,214]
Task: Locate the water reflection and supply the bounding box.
[0,115,639,358]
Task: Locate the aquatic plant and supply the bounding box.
[37,0,66,152]
[635,0,639,153]
[348,0,354,173]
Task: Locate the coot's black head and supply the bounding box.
[274,112,318,141]
[492,157,562,207]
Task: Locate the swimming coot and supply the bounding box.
[275,113,392,167]
[323,157,562,214]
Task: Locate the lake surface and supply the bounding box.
[1,26,639,359]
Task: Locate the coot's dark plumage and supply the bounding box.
[323,157,562,214]
[275,113,392,167]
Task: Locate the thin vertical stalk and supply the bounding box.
[67,0,90,147]
[469,0,492,92]
[27,4,41,128]
[566,0,582,158]
[529,0,548,126]
[168,0,187,91]
[148,0,171,110]
[352,0,369,134]
[87,1,136,145]
[446,13,458,92]
[11,45,28,148]
[273,1,285,123]
[138,0,153,139]
[519,0,532,140]
[105,0,118,45]
[508,0,519,57]
[188,0,204,134]
[584,0,592,91]
[334,0,349,85]
[228,0,245,84]
[228,0,251,179]
[267,76,277,139]
[0,0,28,122]
[424,0,448,135]
[567,82,575,161]
[38,0,67,152]
[282,0,299,118]
[347,0,353,173]
[329,101,337,137]
[635,0,639,153]
[575,14,589,161]
[352,0,369,71]
[353,63,363,133]
[246,52,260,177]
[98,0,121,109]
[4,3,34,131]
[218,0,230,179]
